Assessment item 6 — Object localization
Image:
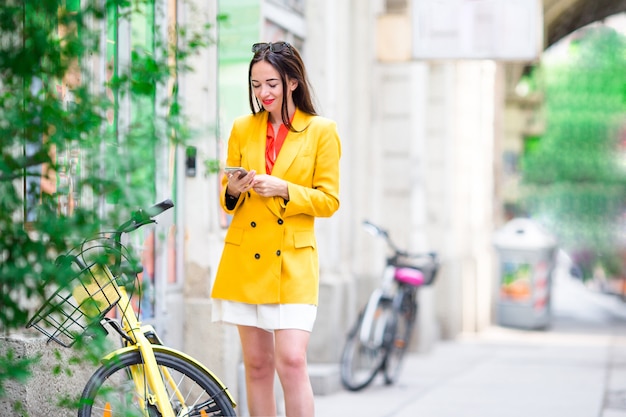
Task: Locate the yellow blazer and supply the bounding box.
[211,109,341,305]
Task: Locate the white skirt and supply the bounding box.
[211,299,317,332]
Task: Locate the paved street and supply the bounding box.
[314,264,626,417]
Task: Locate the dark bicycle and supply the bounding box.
[340,220,439,391]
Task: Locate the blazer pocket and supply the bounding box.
[294,231,316,249]
[225,227,244,246]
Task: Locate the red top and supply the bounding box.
[265,120,290,174]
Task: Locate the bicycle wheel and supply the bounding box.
[78,350,236,417]
[383,287,417,385]
[340,292,394,391]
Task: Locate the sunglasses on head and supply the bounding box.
[251,42,292,54]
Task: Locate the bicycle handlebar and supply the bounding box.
[362,219,439,266]
[119,199,174,234]
[105,199,175,274]
[143,199,175,218]
[362,219,440,287]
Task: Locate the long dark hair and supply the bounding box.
[248,42,317,131]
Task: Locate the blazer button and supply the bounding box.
[254,253,260,259]
[277,219,284,225]
[251,221,256,227]
[276,250,281,256]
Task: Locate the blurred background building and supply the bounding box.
[180,0,626,397]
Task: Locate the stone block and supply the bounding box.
[309,363,341,396]
[0,334,94,417]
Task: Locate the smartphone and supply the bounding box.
[224,167,248,179]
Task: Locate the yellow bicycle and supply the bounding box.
[27,200,236,417]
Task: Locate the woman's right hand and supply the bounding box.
[226,169,256,197]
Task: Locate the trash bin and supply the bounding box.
[493,218,557,329]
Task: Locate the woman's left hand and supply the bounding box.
[252,174,289,200]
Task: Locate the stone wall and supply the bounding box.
[0,335,95,417]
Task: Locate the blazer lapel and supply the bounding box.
[248,112,269,174]
[271,109,311,178]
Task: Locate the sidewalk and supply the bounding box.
[314,269,626,417]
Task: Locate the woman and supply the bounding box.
[211,41,341,417]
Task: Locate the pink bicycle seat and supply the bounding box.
[394,267,425,286]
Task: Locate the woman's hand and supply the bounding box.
[252,174,289,200]
[226,169,256,197]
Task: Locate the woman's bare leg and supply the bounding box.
[275,329,314,417]
[238,325,277,416]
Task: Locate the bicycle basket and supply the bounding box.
[26,239,125,347]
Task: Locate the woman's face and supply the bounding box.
[250,60,297,118]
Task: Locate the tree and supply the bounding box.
[0,0,215,412]
[521,26,626,281]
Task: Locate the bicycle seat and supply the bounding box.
[394,267,425,286]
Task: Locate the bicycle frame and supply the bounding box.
[114,285,175,416]
[101,285,236,416]
[359,266,396,345]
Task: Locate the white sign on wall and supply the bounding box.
[412,0,543,61]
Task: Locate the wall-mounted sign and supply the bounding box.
[412,0,543,61]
